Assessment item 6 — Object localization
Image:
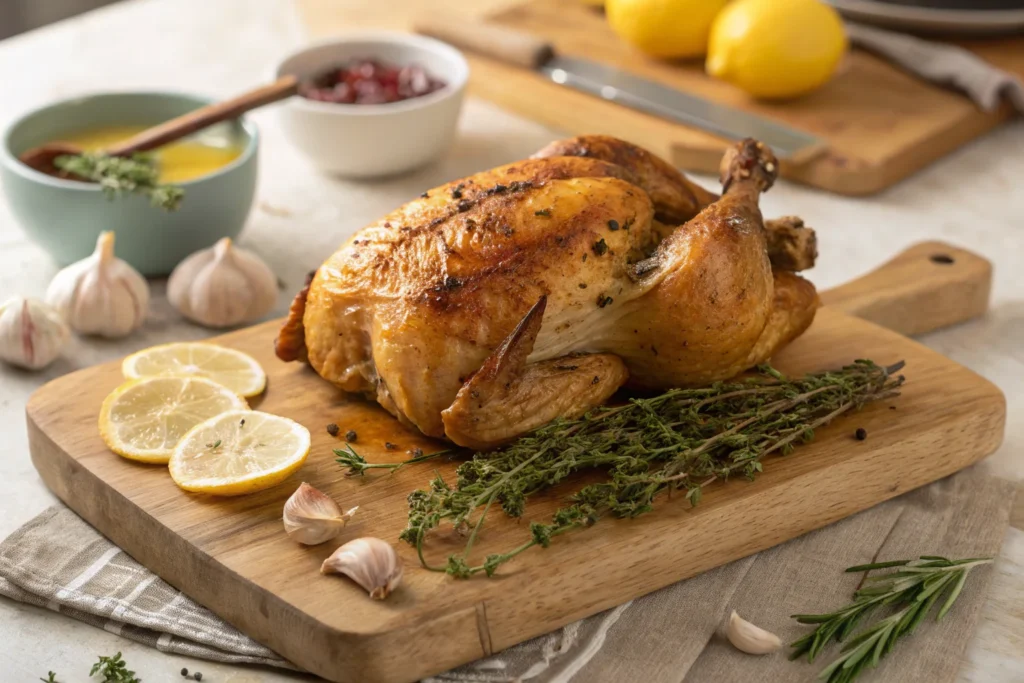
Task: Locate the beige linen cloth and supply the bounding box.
[0,465,1014,682]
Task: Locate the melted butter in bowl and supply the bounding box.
[1,91,259,275]
[55,125,244,183]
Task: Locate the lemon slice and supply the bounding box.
[122,342,267,397]
[169,410,310,496]
[100,376,248,464]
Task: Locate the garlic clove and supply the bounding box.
[321,537,403,600]
[283,482,357,545]
[168,238,278,329]
[0,297,70,370]
[725,610,783,655]
[46,231,149,338]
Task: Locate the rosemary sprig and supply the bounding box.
[341,360,903,578]
[791,556,993,683]
[89,652,140,682]
[55,152,184,211]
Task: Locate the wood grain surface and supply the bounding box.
[820,241,993,337]
[295,0,1022,195]
[25,240,1004,682]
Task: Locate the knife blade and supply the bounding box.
[541,56,823,162]
[415,17,826,163]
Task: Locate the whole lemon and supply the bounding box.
[607,0,731,59]
[707,0,848,99]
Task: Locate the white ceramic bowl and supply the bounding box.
[275,32,469,178]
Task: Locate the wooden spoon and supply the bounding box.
[20,75,299,176]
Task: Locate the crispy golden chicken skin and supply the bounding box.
[276,137,819,448]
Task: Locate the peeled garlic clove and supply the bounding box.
[321,537,403,600]
[168,238,278,329]
[0,297,69,370]
[46,231,149,338]
[283,482,357,545]
[725,610,782,655]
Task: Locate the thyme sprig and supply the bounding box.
[341,360,903,578]
[89,652,141,682]
[55,152,184,211]
[336,444,452,474]
[792,556,993,683]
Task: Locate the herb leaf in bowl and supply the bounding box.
[55,152,184,211]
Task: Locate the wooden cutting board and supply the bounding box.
[297,0,1024,195]
[28,242,1003,683]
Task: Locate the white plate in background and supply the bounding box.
[828,0,1024,35]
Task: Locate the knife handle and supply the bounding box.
[820,241,991,337]
[414,17,554,70]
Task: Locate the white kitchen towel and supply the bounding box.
[847,22,1024,113]
[0,465,1014,682]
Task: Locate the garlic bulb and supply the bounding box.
[321,537,403,600]
[0,297,69,370]
[725,610,782,655]
[283,482,358,545]
[168,238,278,328]
[46,231,149,338]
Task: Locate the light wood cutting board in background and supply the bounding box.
[27,241,1003,683]
[296,0,1024,195]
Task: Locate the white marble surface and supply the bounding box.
[0,0,1021,681]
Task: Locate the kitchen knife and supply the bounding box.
[415,17,826,163]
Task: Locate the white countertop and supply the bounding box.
[0,0,1021,681]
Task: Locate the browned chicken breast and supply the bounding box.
[277,137,819,449]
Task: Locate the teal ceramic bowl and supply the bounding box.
[0,92,259,276]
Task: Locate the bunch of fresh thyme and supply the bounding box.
[792,555,993,682]
[338,360,904,578]
[55,152,184,211]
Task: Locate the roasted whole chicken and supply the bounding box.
[277,136,819,449]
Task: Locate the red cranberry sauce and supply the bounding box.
[299,59,446,105]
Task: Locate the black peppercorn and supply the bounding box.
[607,219,619,231]
[326,423,340,437]
[855,428,867,441]
[194,673,203,682]
[345,429,357,442]
[385,442,397,450]
[181,669,189,678]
